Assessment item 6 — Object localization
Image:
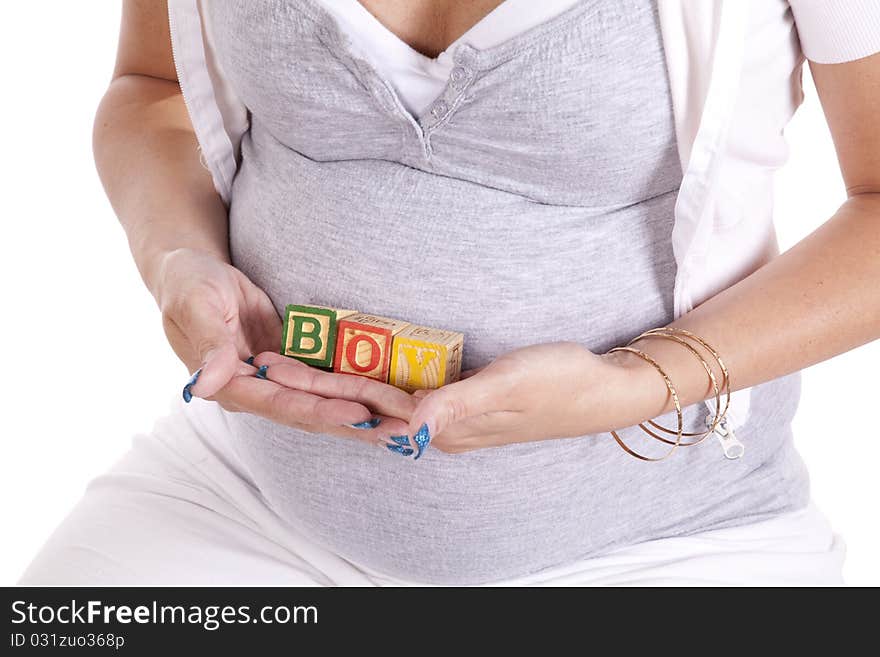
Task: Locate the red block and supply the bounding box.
[332,313,411,382]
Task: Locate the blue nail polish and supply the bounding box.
[182,368,201,404]
[245,356,255,366]
[256,365,269,380]
[389,435,411,446]
[387,444,414,456]
[413,423,431,460]
[347,417,381,430]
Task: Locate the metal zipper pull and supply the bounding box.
[706,414,745,460]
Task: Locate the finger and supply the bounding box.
[184,354,257,405]
[406,368,512,459]
[214,375,376,427]
[334,414,412,447]
[169,298,246,399]
[188,342,241,400]
[242,286,283,355]
[253,351,312,371]
[215,376,413,445]
[215,389,411,447]
[253,352,417,420]
[212,365,415,448]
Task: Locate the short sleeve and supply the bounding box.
[789,0,880,63]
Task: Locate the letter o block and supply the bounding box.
[333,313,410,382]
[281,304,357,369]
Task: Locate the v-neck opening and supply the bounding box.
[303,0,592,70]
[331,0,520,64]
[299,0,594,150]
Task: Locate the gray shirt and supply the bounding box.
[205,0,809,584]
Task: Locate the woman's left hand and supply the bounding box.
[402,341,659,458]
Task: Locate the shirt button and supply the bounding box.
[450,66,469,83]
[430,100,449,118]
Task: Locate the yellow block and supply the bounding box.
[389,325,464,392]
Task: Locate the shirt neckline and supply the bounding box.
[313,0,584,117]
[317,0,583,68]
[298,0,598,142]
[300,0,594,71]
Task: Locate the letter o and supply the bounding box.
[345,334,381,373]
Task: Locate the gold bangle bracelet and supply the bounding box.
[606,345,683,462]
[633,327,731,425]
[626,331,722,447]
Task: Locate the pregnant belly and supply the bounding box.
[230,127,679,366]
[220,127,735,584]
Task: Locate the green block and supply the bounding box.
[281,304,356,369]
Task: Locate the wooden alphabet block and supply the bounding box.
[389,325,464,392]
[281,304,358,369]
[333,313,411,382]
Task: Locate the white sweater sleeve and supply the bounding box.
[789,0,880,63]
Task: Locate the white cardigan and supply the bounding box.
[166,0,880,441]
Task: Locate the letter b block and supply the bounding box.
[281,304,357,369]
[389,325,464,392]
[333,313,410,382]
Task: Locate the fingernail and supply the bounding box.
[413,423,431,460]
[389,435,411,446]
[255,365,269,380]
[387,444,414,456]
[245,356,255,366]
[347,417,381,430]
[182,368,202,404]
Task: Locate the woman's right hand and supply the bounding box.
[155,248,416,445]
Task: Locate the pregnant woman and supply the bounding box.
[21,0,880,585]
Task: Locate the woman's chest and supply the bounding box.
[206,0,681,207]
[353,0,507,58]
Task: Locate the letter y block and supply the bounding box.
[389,325,464,392]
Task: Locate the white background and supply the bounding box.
[1,3,878,585]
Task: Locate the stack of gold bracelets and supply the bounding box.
[607,327,731,462]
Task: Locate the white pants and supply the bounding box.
[20,398,846,586]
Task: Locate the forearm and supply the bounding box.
[93,73,230,299]
[611,193,880,421]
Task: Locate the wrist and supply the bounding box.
[601,333,721,424]
[599,348,673,427]
[144,247,230,308]
[126,218,231,304]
